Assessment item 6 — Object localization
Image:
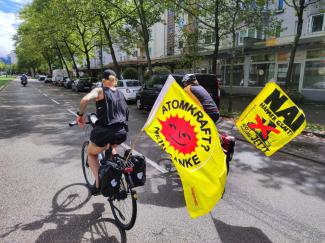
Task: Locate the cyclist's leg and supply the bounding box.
[111,144,118,155]
[87,142,106,189]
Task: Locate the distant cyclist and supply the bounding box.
[76,69,129,195]
[182,74,220,122]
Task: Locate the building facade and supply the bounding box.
[88,1,325,101]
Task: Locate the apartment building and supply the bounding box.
[89,1,325,101]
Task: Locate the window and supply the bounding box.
[237,28,263,45]
[117,81,124,87]
[277,63,300,89]
[178,40,183,49]
[249,63,275,86]
[239,30,248,45]
[308,14,325,33]
[276,23,282,37]
[126,81,141,87]
[132,50,138,57]
[221,65,244,86]
[278,0,284,10]
[303,60,325,89]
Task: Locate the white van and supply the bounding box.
[52,69,68,84]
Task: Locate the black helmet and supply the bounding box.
[182,74,196,84]
[103,69,116,79]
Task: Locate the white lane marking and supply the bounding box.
[120,143,167,173]
[43,93,48,97]
[51,99,60,104]
[67,109,77,116]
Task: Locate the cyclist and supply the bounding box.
[77,69,128,195]
[182,73,235,174]
[182,74,220,122]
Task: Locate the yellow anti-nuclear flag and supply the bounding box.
[236,82,306,156]
[142,75,227,219]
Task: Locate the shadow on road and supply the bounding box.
[0,183,126,243]
[232,141,325,201]
[138,170,185,208]
[213,219,272,243]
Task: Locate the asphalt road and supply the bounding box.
[0,79,325,243]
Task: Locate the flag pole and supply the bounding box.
[124,130,144,164]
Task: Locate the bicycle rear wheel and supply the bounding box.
[109,174,137,230]
[81,141,96,189]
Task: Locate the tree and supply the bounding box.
[284,0,320,89]
[131,0,164,76]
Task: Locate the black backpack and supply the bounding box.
[99,161,122,197]
[130,155,146,188]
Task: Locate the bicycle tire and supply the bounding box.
[81,141,96,189]
[109,174,137,230]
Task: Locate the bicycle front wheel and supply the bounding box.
[109,174,137,230]
[81,141,96,189]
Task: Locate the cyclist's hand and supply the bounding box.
[77,115,85,128]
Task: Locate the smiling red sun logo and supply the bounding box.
[159,115,198,154]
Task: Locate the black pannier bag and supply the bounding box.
[99,161,122,197]
[130,155,146,187]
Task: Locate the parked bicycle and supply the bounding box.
[69,113,146,230]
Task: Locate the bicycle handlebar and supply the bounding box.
[69,112,97,127]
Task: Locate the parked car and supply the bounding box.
[116,79,142,101]
[38,75,46,81]
[44,75,52,83]
[136,73,220,110]
[63,77,73,88]
[58,76,68,87]
[72,77,97,92]
[91,81,102,89]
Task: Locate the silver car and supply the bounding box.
[116,79,142,101]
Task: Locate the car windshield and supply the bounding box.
[196,75,216,88]
[126,81,141,87]
[146,75,168,89]
[79,78,89,83]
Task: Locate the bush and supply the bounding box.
[122,67,138,79]
[152,66,171,75]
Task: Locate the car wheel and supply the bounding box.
[136,98,143,110]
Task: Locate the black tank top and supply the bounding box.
[95,87,129,126]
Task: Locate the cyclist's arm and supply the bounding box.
[79,87,101,114]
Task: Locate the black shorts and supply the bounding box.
[90,123,127,147]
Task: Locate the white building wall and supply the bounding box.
[149,21,166,58]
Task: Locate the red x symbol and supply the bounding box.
[248,115,280,140]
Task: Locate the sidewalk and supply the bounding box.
[218,117,325,164]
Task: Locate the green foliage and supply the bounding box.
[122,67,138,79]
[152,66,171,75]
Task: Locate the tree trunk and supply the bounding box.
[85,51,91,76]
[100,14,121,78]
[56,44,70,78]
[286,1,304,89]
[228,32,236,113]
[135,0,153,76]
[47,58,52,75]
[212,0,220,74]
[64,40,79,77]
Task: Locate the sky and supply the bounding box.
[0,0,31,57]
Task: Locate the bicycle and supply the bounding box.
[69,113,139,230]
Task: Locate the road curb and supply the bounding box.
[0,80,13,92]
[235,136,325,165]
